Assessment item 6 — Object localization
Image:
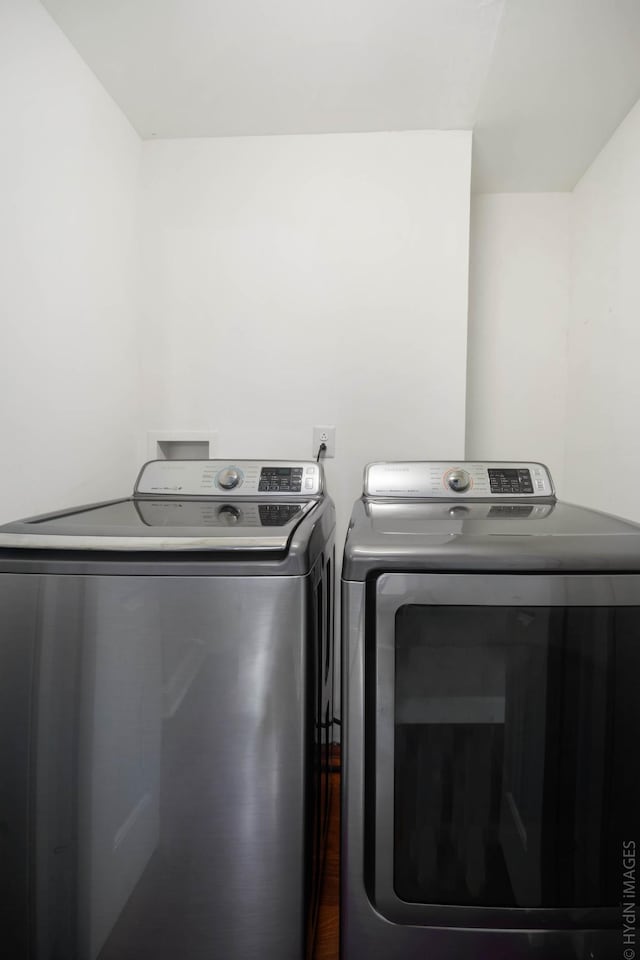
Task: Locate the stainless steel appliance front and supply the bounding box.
[0,459,335,960]
[341,460,640,960]
[1,565,334,960]
[343,574,638,959]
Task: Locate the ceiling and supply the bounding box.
[41,0,640,192]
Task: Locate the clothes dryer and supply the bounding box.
[0,459,335,960]
[342,460,640,960]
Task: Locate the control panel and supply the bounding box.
[135,460,323,498]
[364,461,555,499]
[488,467,533,495]
[259,466,304,493]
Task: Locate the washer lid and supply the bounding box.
[0,458,325,552]
[0,498,316,552]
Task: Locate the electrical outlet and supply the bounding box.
[312,426,336,459]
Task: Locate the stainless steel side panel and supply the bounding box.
[1,572,309,960]
[0,575,41,957]
[341,576,623,960]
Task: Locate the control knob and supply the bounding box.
[446,468,471,493]
[217,467,241,490]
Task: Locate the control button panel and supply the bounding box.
[488,468,534,495]
[135,460,323,498]
[364,461,554,499]
[259,466,303,493]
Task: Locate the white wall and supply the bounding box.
[466,193,571,492]
[467,98,640,523]
[0,0,142,523]
[564,98,640,521]
[139,131,472,547]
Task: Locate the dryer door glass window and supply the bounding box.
[393,604,639,909]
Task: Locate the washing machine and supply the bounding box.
[341,460,640,960]
[0,458,335,960]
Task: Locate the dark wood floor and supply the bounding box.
[313,759,340,960]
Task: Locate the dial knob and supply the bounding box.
[447,468,471,493]
[217,467,241,490]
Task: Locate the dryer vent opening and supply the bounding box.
[157,440,209,460]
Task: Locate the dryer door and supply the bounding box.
[371,572,640,929]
